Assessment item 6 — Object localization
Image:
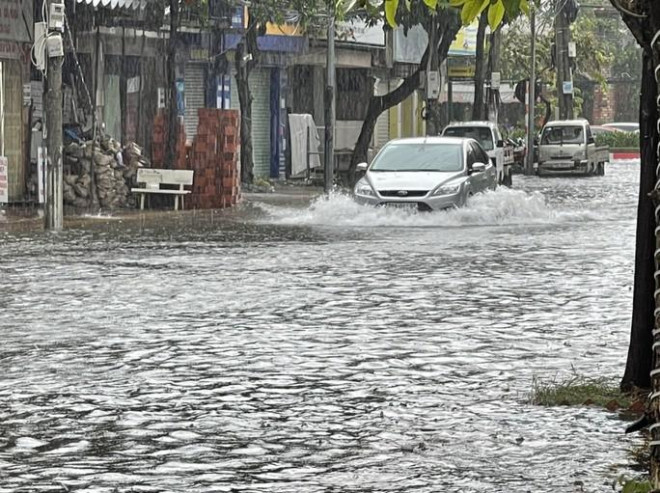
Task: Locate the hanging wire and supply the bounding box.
[63,11,93,114]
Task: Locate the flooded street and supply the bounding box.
[0,162,643,492]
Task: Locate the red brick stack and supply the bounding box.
[219,111,241,207]
[151,113,166,167]
[189,109,241,209]
[150,112,187,169]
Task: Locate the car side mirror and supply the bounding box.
[356,162,368,172]
[587,137,595,144]
[472,162,487,173]
[496,140,504,148]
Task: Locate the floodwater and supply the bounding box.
[0,162,645,492]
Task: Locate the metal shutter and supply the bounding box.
[230,69,271,178]
[2,60,24,201]
[184,64,205,140]
[374,80,390,150]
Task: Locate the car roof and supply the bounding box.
[602,122,639,131]
[444,121,497,129]
[544,119,589,127]
[386,136,470,146]
[591,125,621,132]
[602,122,638,127]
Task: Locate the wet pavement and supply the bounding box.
[0,162,644,492]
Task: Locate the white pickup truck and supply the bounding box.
[537,120,609,176]
[442,121,515,186]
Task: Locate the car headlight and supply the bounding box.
[573,151,586,160]
[431,183,461,196]
[354,180,376,197]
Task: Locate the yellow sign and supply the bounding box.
[265,22,302,36]
[448,66,476,78]
[243,8,302,36]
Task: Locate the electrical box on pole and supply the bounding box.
[491,72,501,90]
[33,22,47,71]
[567,41,576,58]
[49,0,65,32]
[426,70,440,100]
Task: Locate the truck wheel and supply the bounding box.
[598,163,605,176]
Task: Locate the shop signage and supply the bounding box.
[0,0,32,43]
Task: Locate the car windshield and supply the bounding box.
[541,126,584,145]
[370,143,463,172]
[443,127,494,150]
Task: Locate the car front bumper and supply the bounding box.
[354,191,464,211]
[537,160,589,175]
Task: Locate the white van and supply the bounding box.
[442,121,514,186]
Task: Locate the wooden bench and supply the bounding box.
[131,168,194,211]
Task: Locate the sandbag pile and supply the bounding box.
[62,138,149,209]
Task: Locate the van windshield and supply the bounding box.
[541,126,584,145]
[443,127,494,150]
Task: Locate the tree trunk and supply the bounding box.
[348,49,429,181]
[621,52,657,392]
[609,0,660,486]
[165,0,179,169]
[486,28,501,122]
[349,10,461,183]
[472,10,488,121]
[235,12,258,185]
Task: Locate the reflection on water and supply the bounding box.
[0,163,643,491]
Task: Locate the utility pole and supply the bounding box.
[323,9,335,194]
[525,5,536,175]
[425,12,438,136]
[45,1,64,230]
[555,0,574,119]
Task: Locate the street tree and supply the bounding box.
[612,2,660,402]
[472,10,488,120]
[231,1,324,184]
[347,3,460,181]
[499,4,614,121]
[165,0,181,168]
[348,0,530,182]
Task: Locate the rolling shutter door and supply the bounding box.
[184,64,205,140]
[2,60,23,201]
[230,68,271,178]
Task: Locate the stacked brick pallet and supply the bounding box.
[149,109,240,210]
[189,109,241,209]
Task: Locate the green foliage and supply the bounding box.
[617,476,653,493]
[499,2,630,118]
[378,0,531,29]
[508,127,527,140]
[594,131,639,149]
[530,375,632,408]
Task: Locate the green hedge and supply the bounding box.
[594,131,639,149]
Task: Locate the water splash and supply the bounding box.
[259,187,600,228]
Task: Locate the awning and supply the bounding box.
[75,0,146,10]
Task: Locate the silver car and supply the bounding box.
[353,137,497,211]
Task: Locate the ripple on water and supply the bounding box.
[0,162,643,491]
